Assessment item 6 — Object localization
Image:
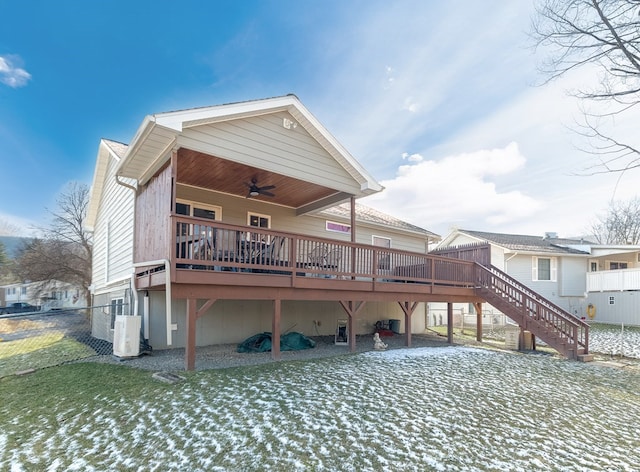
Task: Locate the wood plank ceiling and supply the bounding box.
[176,148,338,208]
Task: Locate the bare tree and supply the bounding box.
[532,0,640,174]
[590,196,640,243]
[0,218,21,237]
[14,182,92,305]
[0,242,7,282]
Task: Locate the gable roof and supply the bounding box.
[116,94,382,198]
[319,203,440,240]
[85,139,129,231]
[442,229,593,255]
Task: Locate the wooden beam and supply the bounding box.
[339,300,365,352]
[398,301,419,347]
[272,299,281,360]
[185,298,197,371]
[447,302,454,345]
[474,302,483,342]
[196,298,217,319]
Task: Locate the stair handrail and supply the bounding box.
[475,263,589,354]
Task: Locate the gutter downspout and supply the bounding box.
[115,175,140,320]
[115,175,174,345]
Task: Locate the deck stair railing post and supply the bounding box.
[474,263,589,359]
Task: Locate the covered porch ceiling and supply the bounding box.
[177,148,353,213]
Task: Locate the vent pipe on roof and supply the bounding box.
[544,232,558,239]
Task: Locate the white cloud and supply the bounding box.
[402,152,423,163]
[364,143,541,235]
[0,55,31,88]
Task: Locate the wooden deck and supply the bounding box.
[133,217,589,369]
[135,217,481,299]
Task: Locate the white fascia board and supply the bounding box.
[116,116,157,175]
[154,96,296,132]
[86,141,114,231]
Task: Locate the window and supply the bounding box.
[373,235,392,270]
[176,200,221,220]
[248,213,270,229]
[590,262,598,272]
[609,261,628,270]
[247,212,271,241]
[326,221,351,234]
[608,296,615,306]
[110,298,124,329]
[176,200,221,241]
[532,256,557,281]
[21,287,27,295]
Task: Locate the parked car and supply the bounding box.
[0,302,40,315]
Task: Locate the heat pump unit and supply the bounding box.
[113,315,141,357]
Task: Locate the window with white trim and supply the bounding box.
[248,212,271,241]
[609,261,628,270]
[110,297,124,329]
[326,221,351,234]
[176,200,222,221]
[532,256,557,281]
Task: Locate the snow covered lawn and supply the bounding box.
[2,346,639,471]
[588,322,640,359]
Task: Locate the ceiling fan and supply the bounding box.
[245,178,276,198]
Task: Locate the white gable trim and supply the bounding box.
[116,95,382,195]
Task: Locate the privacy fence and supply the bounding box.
[0,307,117,379]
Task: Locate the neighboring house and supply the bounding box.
[0,280,84,311]
[86,95,589,368]
[437,229,640,326]
[585,244,640,325]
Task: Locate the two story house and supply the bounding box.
[86,95,590,369]
[437,229,640,326]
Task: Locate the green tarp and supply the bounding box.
[237,332,316,353]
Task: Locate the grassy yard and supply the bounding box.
[2,346,640,471]
[0,332,96,378]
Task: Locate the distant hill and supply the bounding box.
[0,236,31,258]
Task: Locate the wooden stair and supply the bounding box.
[475,264,590,360]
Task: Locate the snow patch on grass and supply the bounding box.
[2,346,640,471]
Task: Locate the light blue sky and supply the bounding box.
[1,1,637,238]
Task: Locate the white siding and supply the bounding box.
[586,292,640,326]
[179,112,359,192]
[91,151,135,292]
[176,185,428,252]
[559,257,587,297]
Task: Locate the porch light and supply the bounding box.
[249,190,260,197]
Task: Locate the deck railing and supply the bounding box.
[475,264,589,356]
[586,267,640,292]
[169,216,477,286]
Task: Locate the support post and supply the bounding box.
[272,299,281,360]
[474,302,483,342]
[339,300,365,353]
[447,302,454,345]
[185,298,197,371]
[399,301,419,347]
[348,315,356,352]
